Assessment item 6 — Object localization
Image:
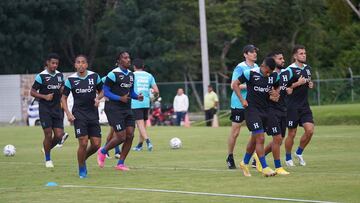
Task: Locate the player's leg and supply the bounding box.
[226,109,244,169]
[115,126,134,171]
[42,127,54,167]
[205,109,211,126]
[294,122,314,166]
[77,136,89,178]
[85,120,102,160]
[284,108,299,166]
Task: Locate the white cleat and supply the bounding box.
[45,160,54,168]
[285,159,295,167]
[294,153,306,166]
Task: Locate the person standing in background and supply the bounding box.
[204,85,219,127]
[173,88,189,126]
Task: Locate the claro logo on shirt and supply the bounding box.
[47,84,62,90]
[75,86,94,93]
[253,86,270,92]
[120,83,132,88]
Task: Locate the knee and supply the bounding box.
[273,136,282,145]
[256,136,265,144]
[92,142,101,150]
[78,142,88,149]
[306,128,314,137]
[126,133,134,140]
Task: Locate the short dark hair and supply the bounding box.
[292,45,305,55]
[133,58,144,69]
[263,57,276,70]
[75,54,88,63]
[243,44,259,54]
[117,51,129,60]
[46,53,60,61]
[266,51,283,58]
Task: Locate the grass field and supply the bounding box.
[0,125,359,202]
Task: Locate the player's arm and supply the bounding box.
[103,72,128,102]
[30,74,53,101]
[232,70,250,108]
[94,74,104,107]
[130,85,143,101]
[61,80,75,122]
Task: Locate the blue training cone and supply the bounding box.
[45,182,58,187]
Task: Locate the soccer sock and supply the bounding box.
[114,145,120,154]
[146,139,151,144]
[101,147,108,155]
[274,159,281,168]
[243,153,252,164]
[286,153,292,161]
[137,142,143,148]
[117,159,125,165]
[259,156,268,168]
[296,147,304,155]
[79,165,87,174]
[45,153,51,161]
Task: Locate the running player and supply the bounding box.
[226,44,259,169]
[131,58,159,151]
[30,53,68,168]
[97,51,143,171]
[284,45,314,167]
[233,57,278,177]
[61,55,104,178]
[101,75,121,159]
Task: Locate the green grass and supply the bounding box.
[217,103,360,126]
[0,126,359,202]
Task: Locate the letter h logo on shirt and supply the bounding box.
[268,77,274,84]
[88,78,94,85]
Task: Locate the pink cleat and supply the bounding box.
[97,148,106,168]
[115,164,130,171]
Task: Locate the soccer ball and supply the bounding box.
[3,145,16,156]
[169,137,182,149]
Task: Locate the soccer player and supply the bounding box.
[131,58,159,151]
[101,76,121,159]
[30,53,68,168]
[97,51,143,171]
[226,44,259,169]
[263,51,290,175]
[284,45,314,167]
[61,55,104,178]
[233,57,278,177]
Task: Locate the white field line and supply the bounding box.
[61,184,337,203]
[0,161,359,176]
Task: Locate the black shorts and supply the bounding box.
[133,108,149,121]
[73,119,101,138]
[245,107,268,134]
[287,106,314,128]
[39,105,64,129]
[105,107,135,132]
[229,108,245,123]
[266,109,287,137]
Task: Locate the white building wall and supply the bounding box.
[0,75,22,122]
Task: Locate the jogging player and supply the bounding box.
[233,57,278,177]
[61,55,104,178]
[30,53,68,168]
[131,58,159,151]
[226,44,259,169]
[97,51,143,171]
[284,45,314,167]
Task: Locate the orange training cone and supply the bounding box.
[184,113,191,128]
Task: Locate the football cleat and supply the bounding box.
[147,143,153,151]
[262,167,277,177]
[226,156,236,169]
[285,159,295,167]
[132,146,143,151]
[294,153,306,166]
[45,160,54,168]
[275,167,290,175]
[97,148,106,168]
[115,164,130,171]
[239,161,251,177]
[252,153,262,173]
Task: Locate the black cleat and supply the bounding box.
[226,156,236,169]
[251,159,257,168]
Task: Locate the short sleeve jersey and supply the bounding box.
[283,63,312,109]
[231,62,259,109]
[63,71,103,120]
[268,70,288,112]
[32,69,64,109]
[238,67,278,109]
[131,70,156,109]
[105,67,134,110]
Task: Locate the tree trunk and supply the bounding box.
[220,38,237,101]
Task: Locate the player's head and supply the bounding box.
[45,53,60,72]
[177,88,184,95]
[133,58,144,70]
[74,54,88,74]
[208,85,213,93]
[261,57,276,76]
[243,44,258,63]
[117,51,131,69]
[267,51,285,69]
[292,44,306,64]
